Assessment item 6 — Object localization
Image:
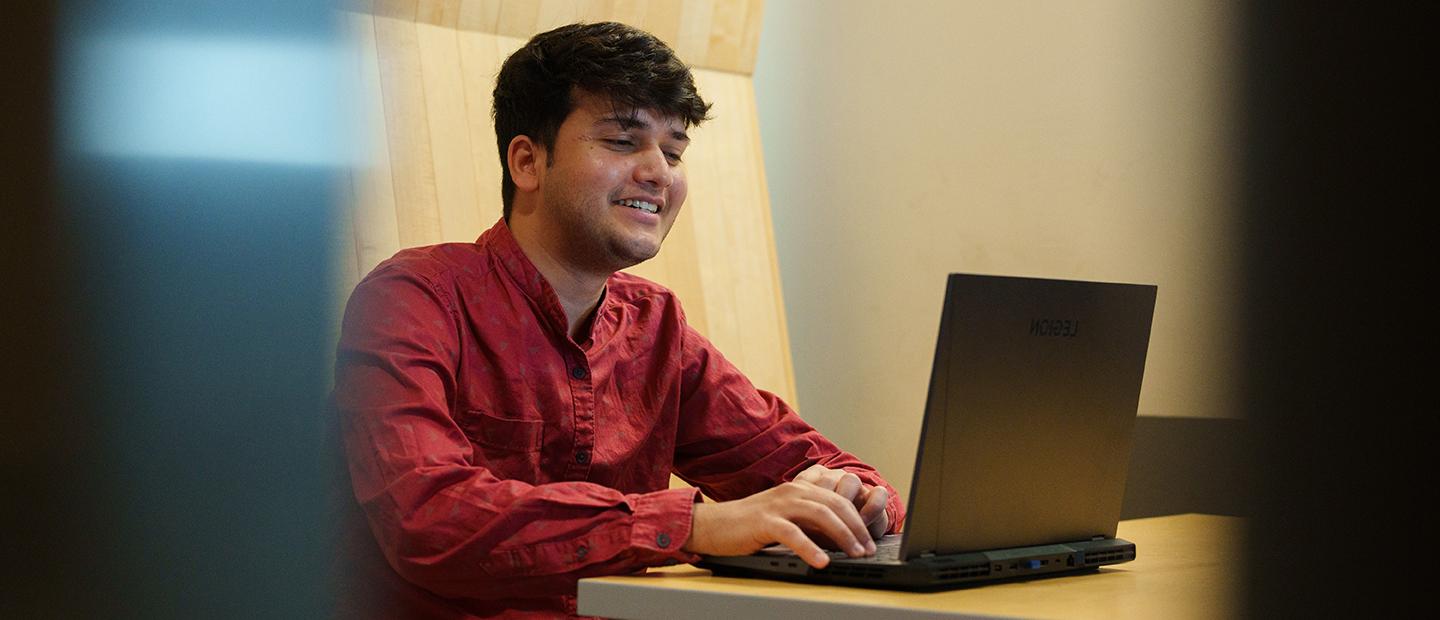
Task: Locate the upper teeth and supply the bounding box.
[618,199,658,213]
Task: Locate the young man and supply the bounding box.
[333,22,903,617]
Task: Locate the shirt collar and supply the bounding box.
[479,218,613,349]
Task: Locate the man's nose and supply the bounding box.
[633,147,674,189]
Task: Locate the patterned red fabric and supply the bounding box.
[332,219,903,617]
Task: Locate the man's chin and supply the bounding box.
[614,244,662,269]
[607,235,664,270]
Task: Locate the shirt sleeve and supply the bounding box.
[671,323,906,534]
[333,266,700,601]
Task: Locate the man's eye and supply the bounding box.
[604,138,634,148]
[664,151,683,164]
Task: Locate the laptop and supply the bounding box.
[698,273,1157,589]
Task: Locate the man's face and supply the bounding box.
[534,90,690,273]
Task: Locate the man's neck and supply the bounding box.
[506,216,609,341]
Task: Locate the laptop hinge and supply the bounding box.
[1091,535,1107,541]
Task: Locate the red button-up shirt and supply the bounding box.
[332,219,903,617]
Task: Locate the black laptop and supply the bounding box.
[698,273,1157,589]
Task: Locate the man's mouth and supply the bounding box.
[615,198,660,214]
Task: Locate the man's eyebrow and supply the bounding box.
[596,115,690,142]
[597,115,645,130]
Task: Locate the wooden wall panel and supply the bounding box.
[535,0,617,31]
[374,16,445,248]
[646,2,687,47]
[417,23,487,242]
[681,68,793,401]
[456,30,509,229]
[674,0,714,67]
[393,0,766,74]
[459,0,505,31]
[417,0,464,26]
[608,0,654,32]
[345,12,403,275]
[704,0,762,72]
[372,0,419,20]
[335,0,789,402]
[495,0,543,38]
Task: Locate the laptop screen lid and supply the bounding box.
[899,273,1157,558]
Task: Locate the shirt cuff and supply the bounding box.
[630,486,703,564]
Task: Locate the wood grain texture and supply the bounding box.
[416,0,463,26]
[495,0,543,38]
[673,0,714,65]
[344,12,403,276]
[357,0,764,74]
[417,22,486,242]
[374,16,444,248]
[637,0,684,49]
[335,0,791,403]
[680,68,793,402]
[372,0,419,20]
[456,30,509,229]
[458,0,504,31]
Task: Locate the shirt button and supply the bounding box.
[575,449,590,464]
[576,545,589,560]
[570,366,588,380]
[656,533,671,549]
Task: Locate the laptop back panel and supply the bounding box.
[903,274,1156,556]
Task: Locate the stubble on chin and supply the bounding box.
[559,220,662,274]
[603,226,666,271]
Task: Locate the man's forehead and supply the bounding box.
[594,112,689,138]
[572,91,690,137]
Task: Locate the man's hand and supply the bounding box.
[682,479,877,569]
[793,465,890,540]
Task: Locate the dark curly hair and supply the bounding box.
[491,22,712,219]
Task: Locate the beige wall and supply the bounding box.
[754,0,1239,500]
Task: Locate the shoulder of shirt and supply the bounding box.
[361,242,494,288]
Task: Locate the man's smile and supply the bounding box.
[619,202,662,217]
[615,198,661,214]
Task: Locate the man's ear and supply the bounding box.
[507,135,543,194]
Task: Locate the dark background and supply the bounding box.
[4,2,336,617]
[1237,2,1427,616]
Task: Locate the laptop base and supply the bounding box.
[697,537,1135,590]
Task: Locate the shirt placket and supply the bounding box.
[566,352,596,480]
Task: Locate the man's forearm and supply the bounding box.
[357,475,701,599]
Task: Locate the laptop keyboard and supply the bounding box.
[826,534,903,563]
[758,534,905,564]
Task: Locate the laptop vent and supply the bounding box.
[935,565,992,582]
[1081,550,1132,566]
